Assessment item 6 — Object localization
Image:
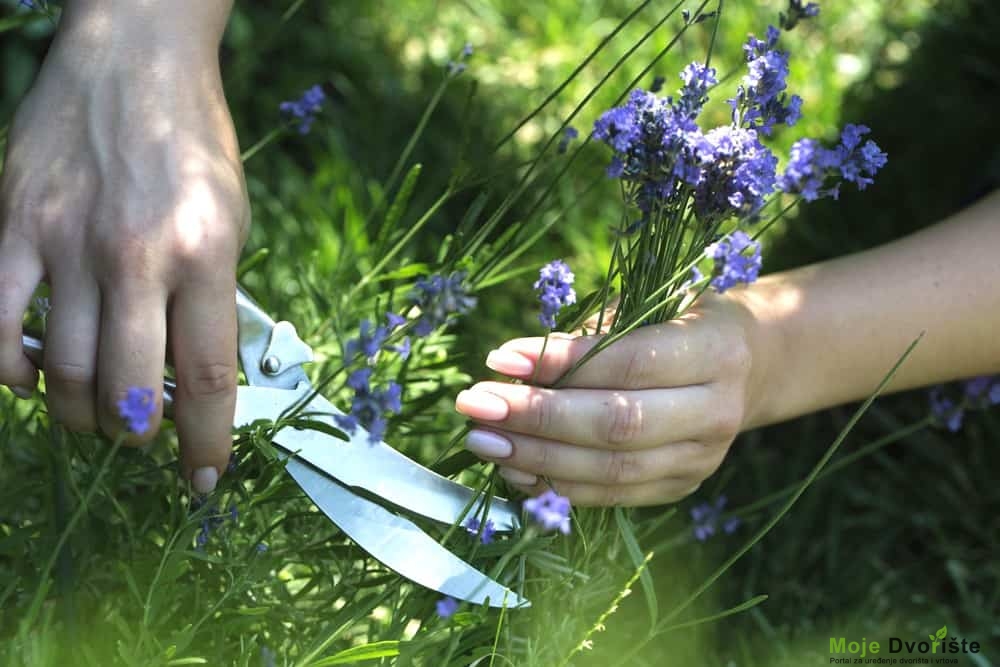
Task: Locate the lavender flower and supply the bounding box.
[593,88,701,210]
[729,27,802,136]
[964,375,1000,406]
[345,319,389,361]
[780,0,821,31]
[335,369,402,445]
[557,126,579,154]
[691,496,740,541]
[464,517,496,545]
[118,387,156,435]
[447,42,474,76]
[689,126,778,221]
[192,501,240,550]
[676,62,717,118]
[705,231,762,293]
[534,260,577,329]
[929,387,964,433]
[280,84,326,135]
[409,272,477,336]
[436,596,460,618]
[778,124,887,201]
[524,489,572,535]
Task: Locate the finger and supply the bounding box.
[456,381,737,449]
[465,428,718,484]
[500,471,701,508]
[484,315,726,389]
[96,278,166,444]
[168,277,237,494]
[43,271,101,431]
[0,239,43,394]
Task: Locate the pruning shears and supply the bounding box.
[21,285,528,608]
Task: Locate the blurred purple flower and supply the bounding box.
[781,1,821,31]
[557,126,579,154]
[534,260,577,329]
[691,495,740,541]
[705,231,762,293]
[335,376,402,445]
[464,517,496,544]
[436,596,460,618]
[929,387,964,432]
[409,272,477,336]
[280,84,325,134]
[118,387,156,435]
[524,489,572,534]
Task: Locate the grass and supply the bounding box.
[2,0,999,664]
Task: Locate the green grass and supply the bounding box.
[2,0,999,664]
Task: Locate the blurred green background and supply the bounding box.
[2,0,998,664]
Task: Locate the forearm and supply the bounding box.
[54,1,232,76]
[741,190,1000,429]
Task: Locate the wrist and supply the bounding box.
[727,275,794,430]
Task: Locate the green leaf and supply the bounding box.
[0,13,36,34]
[614,507,658,628]
[376,163,422,250]
[936,625,948,639]
[307,640,401,666]
[237,247,270,279]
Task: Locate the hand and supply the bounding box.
[0,3,248,493]
[455,292,768,506]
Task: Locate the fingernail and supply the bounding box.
[192,466,219,494]
[466,429,513,458]
[486,349,534,376]
[455,390,509,421]
[499,466,538,486]
[11,385,33,399]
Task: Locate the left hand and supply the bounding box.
[455,293,765,506]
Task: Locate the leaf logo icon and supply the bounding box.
[936,626,948,640]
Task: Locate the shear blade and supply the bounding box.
[235,385,522,531]
[285,457,529,608]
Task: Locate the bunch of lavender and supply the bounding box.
[577,9,886,347]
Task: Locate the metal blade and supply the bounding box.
[235,384,522,531]
[285,457,529,608]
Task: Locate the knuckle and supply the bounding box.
[604,394,644,447]
[620,345,653,390]
[179,360,237,399]
[717,334,751,377]
[45,361,95,392]
[528,390,554,434]
[98,233,159,281]
[604,449,641,485]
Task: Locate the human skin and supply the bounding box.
[456,190,1000,506]
[0,0,246,493]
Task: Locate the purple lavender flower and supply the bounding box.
[534,260,577,329]
[557,126,579,154]
[256,542,269,554]
[729,28,802,136]
[192,501,240,550]
[524,489,572,535]
[691,495,740,542]
[345,319,389,361]
[280,84,326,135]
[963,375,1000,407]
[118,387,156,435]
[650,75,666,93]
[447,43,474,76]
[689,126,778,220]
[929,387,964,432]
[335,371,403,445]
[464,517,497,544]
[592,88,702,210]
[677,62,717,117]
[780,1,821,31]
[261,646,276,667]
[778,124,887,200]
[409,272,477,336]
[705,231,762,293]
[436,596,460,618]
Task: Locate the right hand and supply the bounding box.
[0,1,248,493]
